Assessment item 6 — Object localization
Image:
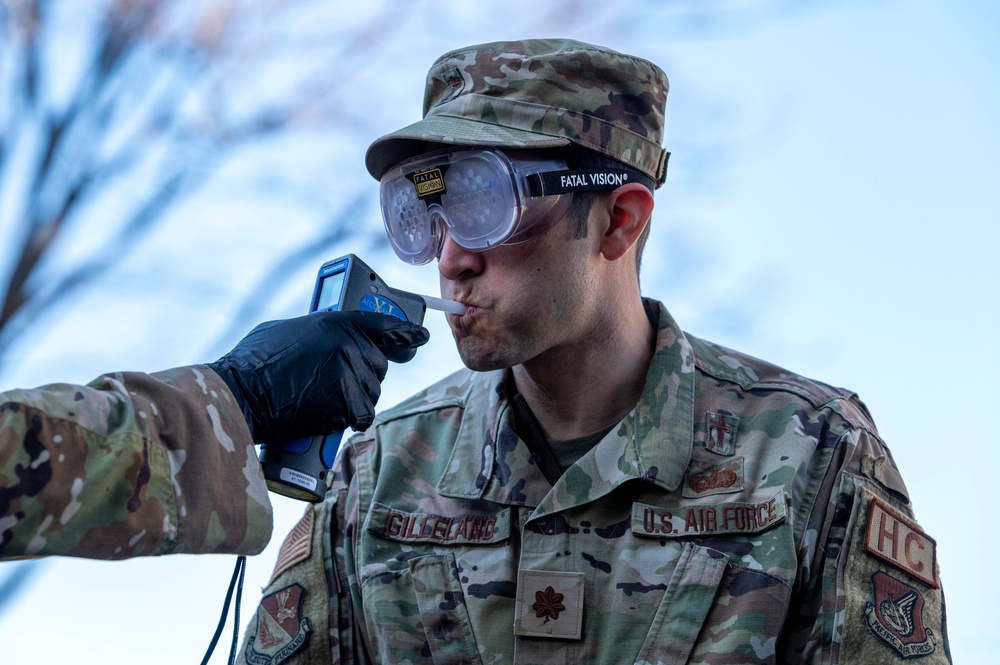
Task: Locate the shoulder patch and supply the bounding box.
[864,571,938,658]
[864,498,938,588]
[842,486,949,662]
[244,583,312,664]
[269,508,314,584]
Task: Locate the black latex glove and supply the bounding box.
[207,311,429,442]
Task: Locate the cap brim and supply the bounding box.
[365,115,570,180]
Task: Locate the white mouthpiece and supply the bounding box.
[422,295,466,315]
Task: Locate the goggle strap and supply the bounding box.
[527,169,656,197]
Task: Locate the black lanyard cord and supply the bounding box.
[201,554,247,665]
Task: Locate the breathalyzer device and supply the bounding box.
[258,254,463,502]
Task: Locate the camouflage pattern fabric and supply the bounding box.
[365,39,671,186]
[243,300,950,664]
[0,366,272,559]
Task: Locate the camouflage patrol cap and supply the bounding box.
[365,39,670,187]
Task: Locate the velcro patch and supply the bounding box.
[705,411,739,455]
[683,457,744,497]
[514,570,585,640]
[864,571,938,658]
[245,583,311,664]
[368,502,510,545]
[864,498,938,588]
[632,491,786,539]
[269,508,314,584]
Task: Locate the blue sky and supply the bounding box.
[1,1,996,662]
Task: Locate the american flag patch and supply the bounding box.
[269,508,314,584]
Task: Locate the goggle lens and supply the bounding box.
[380,150,530,264]
[442,156,517,248]
[384,179,442,264]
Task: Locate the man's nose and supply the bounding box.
[437,233,485,281]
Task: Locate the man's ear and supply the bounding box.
[599,183,654,261]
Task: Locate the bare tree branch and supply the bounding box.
[0,0,409,373]
[0,0,845,378]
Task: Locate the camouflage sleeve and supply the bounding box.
[0,366,273,560]
[236,434,367,664]
[786,395,951,664]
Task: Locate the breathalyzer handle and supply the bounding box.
[259,254,441,502]
[259,431,344,502]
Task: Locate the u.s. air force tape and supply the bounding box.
[631,491,786,539]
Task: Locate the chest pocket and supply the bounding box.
[637,542,792,665]
[410,554,484,664]
[359,551,484,665]
[360,503,513,664]
[636,543,727,664]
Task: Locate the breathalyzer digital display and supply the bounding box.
[314,270,346,311]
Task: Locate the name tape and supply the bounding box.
[368,502,510,545]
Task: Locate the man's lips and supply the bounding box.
[446,292,477,312]
[446,297,479,320]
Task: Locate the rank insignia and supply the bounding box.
[514,570,584,640]
[532,586,566,622]
[864,571,937,658]
[244,583,311,664]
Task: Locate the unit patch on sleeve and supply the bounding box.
[864,498,938,588]
[244,583,311,664]
[864,571,937,658]
[842,486,949,663]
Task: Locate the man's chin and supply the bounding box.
[455,339,514,373]
[458,354,506,373]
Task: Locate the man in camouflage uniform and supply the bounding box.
[244,40,950,664]
[0,311,426,559]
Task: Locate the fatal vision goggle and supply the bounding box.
[379,148,654,265]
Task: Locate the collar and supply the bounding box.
[437,299,695,511]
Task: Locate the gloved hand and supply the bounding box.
[207,311,429,442]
